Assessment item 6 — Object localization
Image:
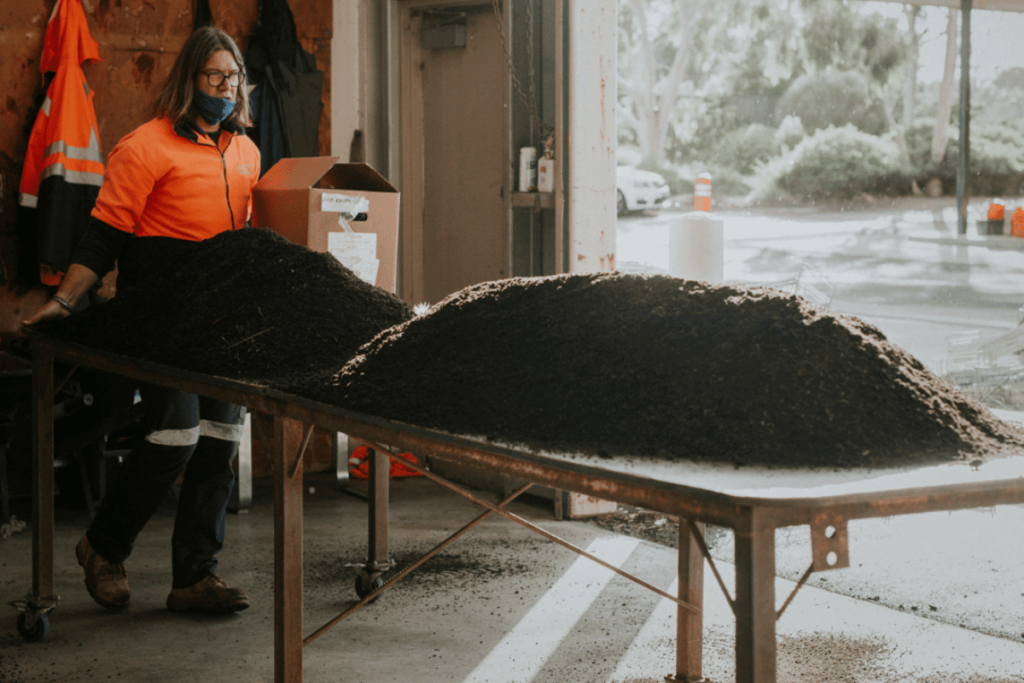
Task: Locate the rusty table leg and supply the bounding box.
[31,347,56,606]
[668,520,704,682]
[274,417,305,683]
[734,520,776,683]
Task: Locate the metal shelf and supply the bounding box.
[511,191,555,210]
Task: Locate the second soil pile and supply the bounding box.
[296,274,1024,469]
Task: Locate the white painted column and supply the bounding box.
[566,0,617,273]
[331,0,362,160]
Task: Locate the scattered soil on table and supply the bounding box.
[295,273,1024,469]
[38,229,412,384]
[588,508,732,553]
[589,509,685,550]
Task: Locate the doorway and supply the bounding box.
[398,1,510,305]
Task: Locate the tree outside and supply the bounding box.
[616,0,1024,205]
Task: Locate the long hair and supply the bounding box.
[153,26,252,128]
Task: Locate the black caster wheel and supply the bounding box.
[16,611,50,642]
[354,572,385,602]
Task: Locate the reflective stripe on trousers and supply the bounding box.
[144,419,243,446]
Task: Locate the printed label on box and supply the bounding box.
[328,231,379,285]
[321,193,369,217]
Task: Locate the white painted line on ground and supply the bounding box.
[606,576,679,682]
[461,536,641,683]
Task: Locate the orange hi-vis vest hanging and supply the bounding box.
[18,0,105,286]
[348,445,423,479]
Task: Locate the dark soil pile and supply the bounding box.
[294,273,1024,468]
[38,228,412,384]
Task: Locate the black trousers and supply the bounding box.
[87,382,243,589]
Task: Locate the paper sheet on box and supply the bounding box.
[321,193,370,216]
[328,231,379,285]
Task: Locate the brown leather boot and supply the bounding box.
[75,536,130,611]
[166,575,250,613]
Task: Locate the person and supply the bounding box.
[21,25,261,614]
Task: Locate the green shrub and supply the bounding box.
[707,124,780,175]
[774,115,806,151]
[775,70,888,136]
[752,125,906,201]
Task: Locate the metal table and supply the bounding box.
[17,332,1024,683]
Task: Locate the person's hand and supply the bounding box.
[17,298,72,337]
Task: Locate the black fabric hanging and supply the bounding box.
[244,0,324,176]
[194,0,213,29]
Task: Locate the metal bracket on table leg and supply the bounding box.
[360,559,396,574]
[777,515,849,622]
[9,594,60,642]
[810,513,849,572]
[8,594,60,613]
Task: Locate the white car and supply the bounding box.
[616,166,670,215]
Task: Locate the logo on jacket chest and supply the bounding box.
[238,163,256,176]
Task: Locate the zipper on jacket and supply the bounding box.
[195,130,238,232]
[218,146,236,230]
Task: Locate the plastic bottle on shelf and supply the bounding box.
[519,147,537,193]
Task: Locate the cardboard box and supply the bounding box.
[252,158,400,293]
[250,159,401,479]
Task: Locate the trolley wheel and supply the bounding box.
[16,611,50,642]
[354,572,385,602]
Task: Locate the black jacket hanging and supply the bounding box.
[194,0,213,29]
[244,0,324,176]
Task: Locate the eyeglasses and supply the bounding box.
[200,70,244,87]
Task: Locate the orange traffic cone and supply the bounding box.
[1013,207,1024,237]
[694,173,711,212]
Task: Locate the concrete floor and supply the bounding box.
[3,470,1024,683]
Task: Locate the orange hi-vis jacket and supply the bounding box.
[91,117,260,241]
[348,445,423,479]
[18,0,105,285]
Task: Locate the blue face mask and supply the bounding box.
[194,90,236,125]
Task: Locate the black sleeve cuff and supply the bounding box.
[72,217,131,277]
